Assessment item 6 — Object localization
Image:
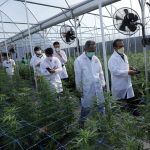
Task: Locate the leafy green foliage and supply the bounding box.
[0,51,150,149]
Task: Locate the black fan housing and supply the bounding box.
[60,24,76,45]
[113,7,140,35]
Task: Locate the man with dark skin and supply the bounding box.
[108,39,140,115]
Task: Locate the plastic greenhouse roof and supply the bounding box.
[0,0,150,46]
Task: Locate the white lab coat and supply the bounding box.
[30,53,46,76]
[2,59,15,76]
[54,50,68,79]
[40,56,63,93]
[108,51,134,99]
[74,53,105,108]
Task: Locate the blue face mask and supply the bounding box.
[86,52,95,59]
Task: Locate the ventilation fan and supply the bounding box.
[8,45,16,53]
[60,24,76,45]
[113,7,140,35]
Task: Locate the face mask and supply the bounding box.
[117,47,124,54]
[55,48,60,52]
[47,56,53,61]
[86,52,95,59]
[36,50,42,55]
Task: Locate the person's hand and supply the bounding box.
[129,66,136,70]
[53,66,57,70]
[128,70,137,76]
[49,69,55,73]
[129,66,140,75]
[46,68,54,73]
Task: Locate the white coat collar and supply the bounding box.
[113,50,128,63]
[113,50,124,57]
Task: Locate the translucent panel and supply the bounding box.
[0,0,150,47]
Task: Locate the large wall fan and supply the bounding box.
[8,44,16,54]
[60,24,76,45]
[113,7,150,46]
[113,7,140,35]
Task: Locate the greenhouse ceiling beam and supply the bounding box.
[0,21,38,25]
[14,0,70,10]
[88,12,112,18]
[0,32,18,34]
[0,0,120,46]
[0,38,8,39]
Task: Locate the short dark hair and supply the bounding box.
[84,40,96,49]
[34,46,41,52]
[113,39,123,48]
[45,47,53,55]
[53,41,60,46]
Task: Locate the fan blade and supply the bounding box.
[119,24,126,31]
[66,36,71,42]
[127,24,137,32]
[70,35,76,40]
[115,15,124,20]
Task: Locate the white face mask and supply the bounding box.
[47,56,52,61]
[55,48,60,52]
[117,47,124,54]
[36,50,42,55]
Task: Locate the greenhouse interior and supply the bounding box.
[0,0,150,149]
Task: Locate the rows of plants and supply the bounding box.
[0,52,150,149]
[0,64,78,150]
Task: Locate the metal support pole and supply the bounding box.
[98,0,110,92]
[141,0,148,88]
[74,17,80,56]
[25,0,38,89]
[0,12,8,59]
[79,19,83,53]
[43,29,47,49]
[94,15,98,55]
[134,34,137,54]
[67,44,71,58]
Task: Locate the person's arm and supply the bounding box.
[40,62,50,76]
[74,59,82,92]
[12,60,16,67]
[30,56,40,67]
[2,61,6,68]
[30,56,34,67]
[58,51,67,64]
[54,58,62,73]
[108,58,129,77]
[34,58,41,67]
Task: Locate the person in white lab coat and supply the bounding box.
[2,53,15,77]
[108,39,137,100]
[53,41,68,80]
[74,40,105,127]
[40,47,63,94]
[30,46,46,77]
